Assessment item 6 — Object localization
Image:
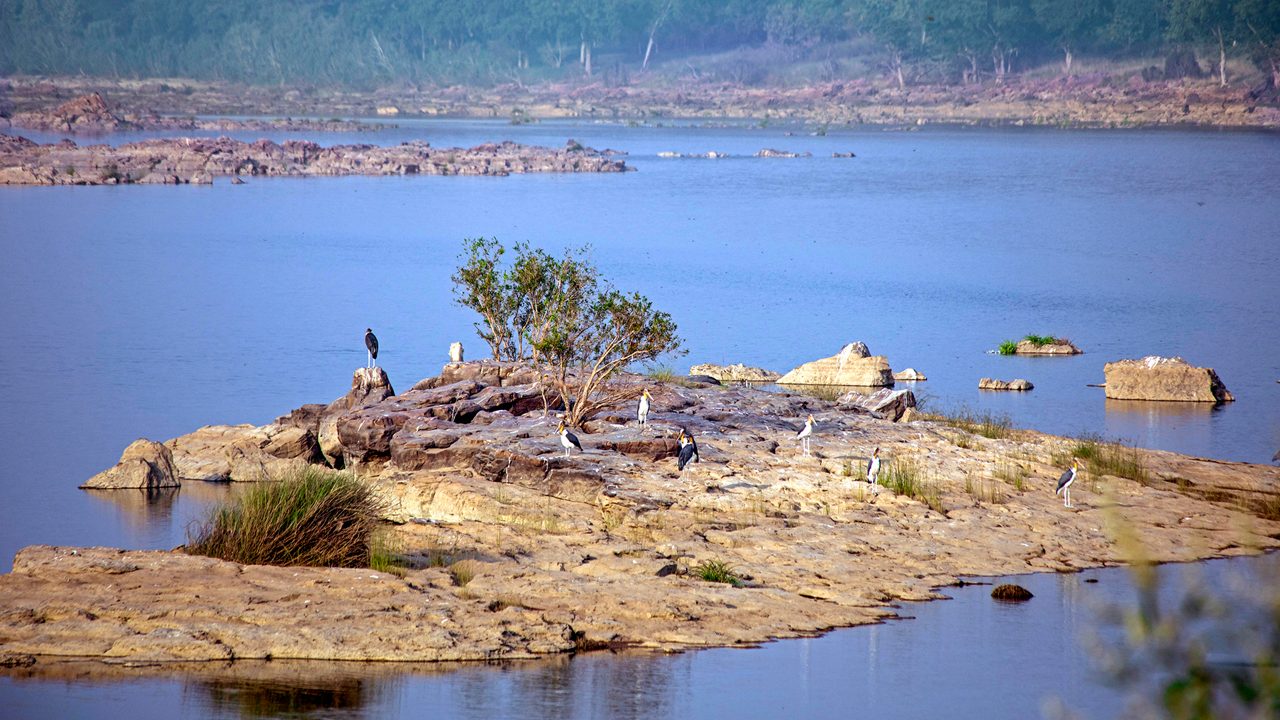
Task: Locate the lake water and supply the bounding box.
[0,120,1277,717]
[2,553,1275,719]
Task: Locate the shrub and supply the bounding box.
[998,340,1019,355]
[1022,334,1060,346]
[694,558,741,586]
[186,466,386,568]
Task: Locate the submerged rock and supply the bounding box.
[1103,356,1233,403]
[991,584,1034,601]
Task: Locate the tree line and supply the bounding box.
[2,0,1277,87]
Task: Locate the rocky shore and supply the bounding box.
[0,134,628,185]
[1,361,1277,668]
[3,75,1277,130]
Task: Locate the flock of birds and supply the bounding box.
[362,328,1079,508]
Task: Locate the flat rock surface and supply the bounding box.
[3,364,1277,666]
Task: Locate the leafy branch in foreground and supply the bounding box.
[452,237,684,426]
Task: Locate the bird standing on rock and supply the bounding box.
[1057,460,1079,508]
[797,415,815,456]
[638,389,652,430]
[364,328,379,368]
[867,447,881,485]
[558,422,583,458]
[678,432,698,471]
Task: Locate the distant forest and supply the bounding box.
[2,0,1278,87]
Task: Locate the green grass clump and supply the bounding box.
[1022,334,1061,346]
[1071,436,1148,485]
[369,529,407,577]
[694,558,741,586]
[998,340,1019,355]
[881,455,944,513]
[924,407,1012,440]
[186,466,386,568]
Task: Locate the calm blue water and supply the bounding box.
[2,553,1274,719]
[0,121,1277,718]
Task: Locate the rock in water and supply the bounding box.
[778,342,893,387]
[893,368,927,382]
[688,363,780,383]
[1014,339,1081,355]
[991,584,1034,601]
[81,439,179,489]
[1103,356,1233,402]
[979,378,1034,391]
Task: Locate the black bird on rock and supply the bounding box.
[365,328,379,368]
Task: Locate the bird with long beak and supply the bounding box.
[796,414,815,456]
[677,431,698,471]
[866,447,881,485]
[364,328,379,369]
[558,422,583,458]
[637,389,652,430]
[1056,460,1079,508]
[678,428,699,463]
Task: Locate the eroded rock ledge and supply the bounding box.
[0,134,628,185]
[2,361,1277,666]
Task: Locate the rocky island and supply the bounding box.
[0,134,628,185]
[2,361,1276,667]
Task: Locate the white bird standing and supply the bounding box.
[637,389,652,430]
[1056,460,1079,508]
[866,447,881,485]
[796,414,815,456]
[558,422,583,458]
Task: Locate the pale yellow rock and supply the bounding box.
[81,439,178,489]
[1104,356,1233,402]
[778,343,893,387]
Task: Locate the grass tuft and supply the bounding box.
[694,558,741,586]
[185,466,386,568]
[1071,436,1148,484]
[881,455,944,513]
[1022,334,1061,346]
[993,459,1028,490]
[998,340,1019,355]
[449,559,477,587]
[966,473,1008,503]
[923,407,1012,440]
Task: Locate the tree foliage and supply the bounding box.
[2,0,1279,87]
[452,238,682,427]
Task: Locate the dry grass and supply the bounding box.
[1069,436,1149,485]
[881,454,944,513]
[186,466,386,568]
[923,407,1012,440]
[965,473,1007,504]
[993,459,1028,491]
[449,559,478,587]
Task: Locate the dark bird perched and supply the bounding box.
[796,414,815,456]
[678,440,697,471]
[677,429,700,471]
[866,447,881,485]
[1056,460,1079,508]
[558,422,582,458]
[364,328,379,368]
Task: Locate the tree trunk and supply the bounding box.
[584,42,593,77]
[1217,29,1227,87]
[1063,46,1073,76]
[890,49,904,90]
[643,36,656,70]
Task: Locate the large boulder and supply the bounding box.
[1014,339,1081,355]
[839,388,916,421]
[164,424,323,482]
[689,363,780,383]
[778,342,893,387]
[1104,356,1233,402]
[433,361,540,388]
[81,440,179,490]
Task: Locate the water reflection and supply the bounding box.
[82,487,182,531]
[1103,399,1218,454]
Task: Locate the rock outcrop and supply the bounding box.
[0,135,630,186]
[689,363,781,383]
[1103,356,1234,402]
[979,378,1034,391]
[839,388,917,421]
[893,368,927,381]
[778,342,893,387]
[81,439,179,489]
[1014,339,1081,355]
[8,360,1278,666]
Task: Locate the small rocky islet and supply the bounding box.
[1,354,1276,668]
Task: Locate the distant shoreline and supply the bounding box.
[3,75,1278,133]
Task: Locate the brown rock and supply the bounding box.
[991,584,1034,601]
[1104,356,1234,402]
[1014,339,1081,355]
[839,388,917,421]
[81,439,179,489]
[778,342,893,387]
[979,378,1034,391]
[689,363,781,383]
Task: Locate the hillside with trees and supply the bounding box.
[2,0,1277,89]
